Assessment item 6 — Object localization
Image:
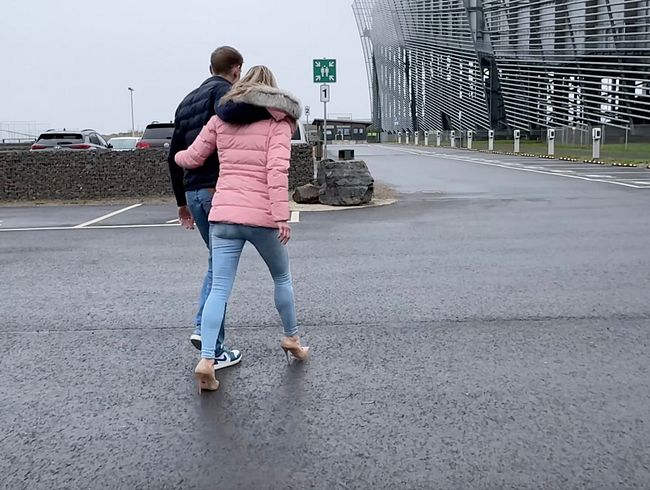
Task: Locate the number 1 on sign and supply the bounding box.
[320,84,330,103]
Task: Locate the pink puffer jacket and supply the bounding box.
[175,86,301,229]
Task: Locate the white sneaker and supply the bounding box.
[214,349,242,371]
[190,333,202,350]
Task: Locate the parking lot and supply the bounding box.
[2,146,649,488]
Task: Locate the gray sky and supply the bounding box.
[0,0,370,135]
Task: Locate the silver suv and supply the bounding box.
[31,129,111,152]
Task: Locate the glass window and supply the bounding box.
[95,134,108,146]
[38,133,82,141]
[142,128,173,139]
[89,134,101,145]
[109,138,138,149]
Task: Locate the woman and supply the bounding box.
[175,66,309,394]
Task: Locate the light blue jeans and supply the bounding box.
[200,223,299,359]
[185,188,225,355]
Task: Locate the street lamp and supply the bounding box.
[128,87,135,136]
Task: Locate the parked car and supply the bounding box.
[30,129,111,152]
[136,122,174,149]
[292,121,307,144]
[133,120,304,150]
[108,136,140,151]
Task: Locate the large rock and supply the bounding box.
[317,159,374,206]
[292,183,320,204]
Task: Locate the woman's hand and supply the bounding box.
[277,221,291,245]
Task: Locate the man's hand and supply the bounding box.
[277,221,291,245]
[178,206,195,230]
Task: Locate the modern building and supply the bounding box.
[352,0,650,135]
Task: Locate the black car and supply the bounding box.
[136,122,174,149]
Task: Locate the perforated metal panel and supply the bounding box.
[353,0,650,132]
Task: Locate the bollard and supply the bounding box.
[436,130,442,147]
[547,128,555,156]
[488,129,495,151]
[424,130,429,146]
[467,130,473,150]
[592,128,601,159]
[450,130,456,148]
[513,129,521,153]
[415,131,419,146]
[398,132,402,144]
[406,132,410,145]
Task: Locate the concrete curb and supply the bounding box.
[290,198,398,212]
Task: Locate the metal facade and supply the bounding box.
[353,0,650,132]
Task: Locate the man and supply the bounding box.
[168,46,266,370]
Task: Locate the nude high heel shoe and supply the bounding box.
[194,358,220,394]
[280,336,310,364]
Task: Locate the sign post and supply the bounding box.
[314,59,336,164]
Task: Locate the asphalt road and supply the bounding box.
[1,145,649,489]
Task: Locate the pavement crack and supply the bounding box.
[5,312,650,334]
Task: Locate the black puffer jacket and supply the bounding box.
[167,76,231,207]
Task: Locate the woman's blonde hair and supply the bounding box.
[221,65,278,103]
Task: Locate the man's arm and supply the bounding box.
[167,119,187,208]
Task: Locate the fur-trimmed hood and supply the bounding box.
[229,86,302,120]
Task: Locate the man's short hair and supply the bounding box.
[210,46,243,75]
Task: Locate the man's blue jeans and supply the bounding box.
[200,223,298,359]
[185,188,225,355]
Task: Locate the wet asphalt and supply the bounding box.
[1,145,649,489]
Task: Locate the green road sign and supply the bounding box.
[313,59,336,83]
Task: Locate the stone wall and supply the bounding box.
[0,144,313,202]
[288,143,314,189]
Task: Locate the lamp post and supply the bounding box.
[128,87,135,136]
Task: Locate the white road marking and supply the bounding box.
[381,146,647,189]
[533,166,597,170]
[0,226,73,232]
[607,178,650,182]
[0,217,311,232]
[0,223,180,233]
[72,203,142,228]
[166,218,180,223]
